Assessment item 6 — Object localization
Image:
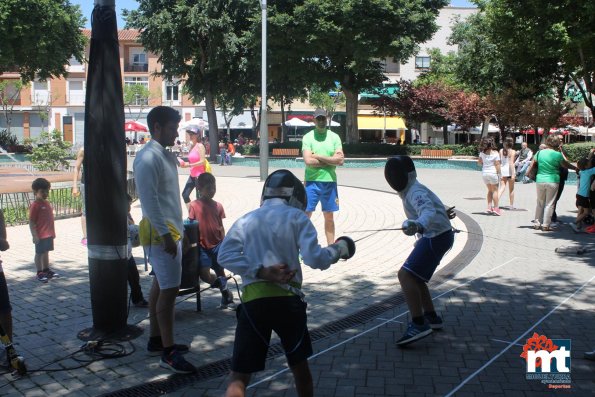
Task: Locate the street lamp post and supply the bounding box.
[259,0,268,181]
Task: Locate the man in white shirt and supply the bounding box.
[134,106,195,374]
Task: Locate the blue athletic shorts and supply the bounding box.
[305,181,339,212]
[199,243,223,273]
[35,237,54,254]
[402,230,454,282]
[231,296,312,373]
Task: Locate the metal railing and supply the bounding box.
[0,170,137,226]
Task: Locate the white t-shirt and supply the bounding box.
[480,151,500,174]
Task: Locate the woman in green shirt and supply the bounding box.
[526,135,576,231]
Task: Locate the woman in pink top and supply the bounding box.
[180,126,206,207]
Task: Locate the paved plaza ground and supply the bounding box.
[0,162,593,396]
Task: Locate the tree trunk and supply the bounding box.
[280,97,287,143]
[442,125,448,145]
[343,88,359,144]
[205,90,219,162]
[250,104,260,139]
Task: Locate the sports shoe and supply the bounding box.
[570,223,583,233]
[81,238,87,246]
[424,313,444,330]
[396,322,432,346]
[147,339,190,354]
[486,207,493,214]
[133,298,149,308]
[492,208,502,216]
[159,349,196,374]
[45,269,59,279]
[584,350,595,361]
[37,271,48,283]
[219,289,236,310]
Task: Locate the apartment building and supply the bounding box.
[0,7,477,145]
[0,29,204,147]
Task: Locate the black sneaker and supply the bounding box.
[160,349,196,374]
[424,313,444,330]
[45,269,59,279]
[396,322,432,346]
[133,298,149,308]
[37,272,48,283]
[147,339,190,354]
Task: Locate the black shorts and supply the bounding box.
[35,237,54,254]
[0,272,11,313]
[576,194,591,209]
[231,296,312,373]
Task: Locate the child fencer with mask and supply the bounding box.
[218,169,356,397]
[385,156,455,346]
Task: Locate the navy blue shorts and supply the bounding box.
[305,181,339,212]
[35,237,54,254]
[199,243,223,273]
[231,296,312,373]
[0,272,11,313]
[402,230,454,282]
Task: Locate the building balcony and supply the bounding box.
[125,64,149,73]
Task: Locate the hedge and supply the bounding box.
[234,142,594,161]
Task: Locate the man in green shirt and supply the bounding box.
[301,109,344,245]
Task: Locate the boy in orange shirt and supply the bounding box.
[188,173,235,308]
[29,178,58,283]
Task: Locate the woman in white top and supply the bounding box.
[477,137,502,215]
[498,137,516,209]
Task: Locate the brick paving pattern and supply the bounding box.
[0,163,593,396]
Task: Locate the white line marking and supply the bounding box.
[491,338,523,347]
[376,317,404,324]
[444,274,595,397]
[247,257,522,389]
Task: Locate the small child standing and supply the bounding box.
[188,173,235,309]
[571,156,595,233]
[29,178,57,283]
[127,194,148,307]
[385,156,454,346]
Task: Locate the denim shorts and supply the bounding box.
[402,230,454,282]
[199,243,223,273]
[305,181,339,212]
[35,237,54,254]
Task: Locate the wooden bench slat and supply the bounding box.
[420,149,453,158]
[271,148,300,156]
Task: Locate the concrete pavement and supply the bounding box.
[0,163,593,396]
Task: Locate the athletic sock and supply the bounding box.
[412,316,425,326]
[163,345,175,356]
[149,335,161,345]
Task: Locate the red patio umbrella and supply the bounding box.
[124,120,148,132]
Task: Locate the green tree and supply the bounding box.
[0,0,86,83]
[125,0,258,160]
[291,0,448,143]
[27,129,73,171]
[123,84,152,121]
[482,0,595,123]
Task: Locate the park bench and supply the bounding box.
[420,149,453,158]
[271,148,300,157]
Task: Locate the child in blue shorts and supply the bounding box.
[188,173,235,309]
[28,178,58,283]
[385,156,454,346]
